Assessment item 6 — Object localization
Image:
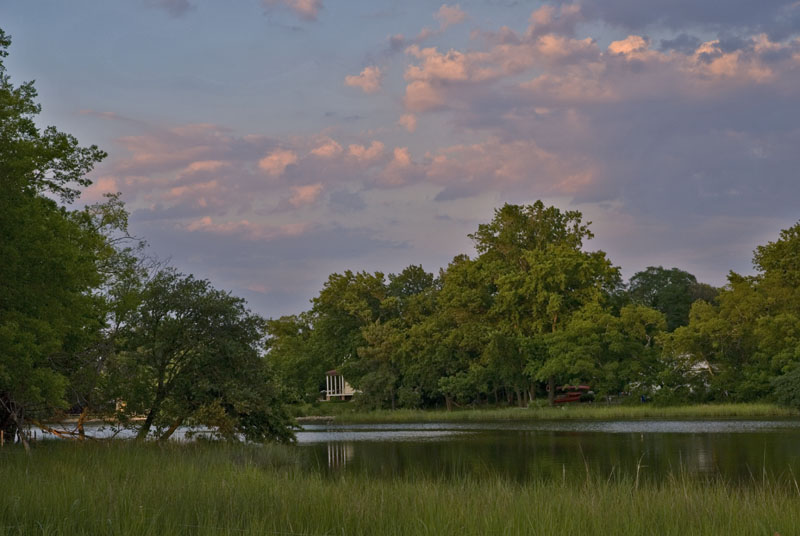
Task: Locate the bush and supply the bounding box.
[771,367,800,409]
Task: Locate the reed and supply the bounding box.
[2,441,799,535]
[304,402,798,424]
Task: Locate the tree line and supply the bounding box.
[266,206,800,411]
[0,30,293,448]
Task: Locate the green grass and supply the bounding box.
[298,402,798,424]
[1,441,800,535]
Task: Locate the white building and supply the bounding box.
[324,369,356,401]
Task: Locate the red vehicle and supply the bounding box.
[553,385,592,404]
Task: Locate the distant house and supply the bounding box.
[324,370,356,401]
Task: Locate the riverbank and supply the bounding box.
[296,402,798,424]
[1,442,798,535]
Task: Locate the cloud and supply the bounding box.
[179,160,228,177]
[184,216,311,241]
[527,4,584,37]
[310,138,343,157]
[607,35,650,56]
[564,0,800,39]
[288,183,324,207]
[348,141,385,161]
[259,149,298,177]
[328,189,367,212]
[144,0,194,17]
[262,0,322,21]
[345,66,383,93]
[425,137,594,200]
[435,4,467,30]
[82,176,119,202]
[398,114,418,132]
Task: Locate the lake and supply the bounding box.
[297,420,800,483]
[31,419,800,483]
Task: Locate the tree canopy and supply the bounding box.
[0,29,293,445]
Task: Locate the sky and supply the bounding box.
[3,0,800,318]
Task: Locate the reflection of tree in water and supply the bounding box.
[305,428,800,484]
[327,442,354,469]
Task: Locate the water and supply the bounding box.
[32,419,800,483]
[297,420,800,482]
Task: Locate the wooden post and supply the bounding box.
[1,430,4,447]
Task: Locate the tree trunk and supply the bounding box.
[548,376,556,406]
[137,395,165,441]
[77,407,89,440]
[158,416,184,442]
[10,411,29,453]
[445,396,453,412]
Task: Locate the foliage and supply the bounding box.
[267,204,800,410]
[0,29,107,442]
[772,366,800,409]
[0,28,294,443]
[627,266,718,331]
[110,269,295,442]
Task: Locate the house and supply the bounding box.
[324,369,356,401]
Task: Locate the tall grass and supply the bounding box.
[2,442,800,535]
[302,402,798,424]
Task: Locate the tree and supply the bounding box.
[0,29,107,446]
[627,266,718,331]
[473,202,621,404]
[110,269,294,442]
[666,222,800,402]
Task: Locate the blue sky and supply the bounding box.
[4,0,800,317]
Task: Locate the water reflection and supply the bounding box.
[298,420,800,483]
[30,419,800,483]
[327,442,354,469]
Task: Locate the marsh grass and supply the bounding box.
[2,441,800,535]
[302,402,797,424]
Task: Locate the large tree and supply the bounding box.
[627,266,718,331]
[110,269,294,442]
[0,29,107,446]
[667,222,800,401]
[472,202,621,404]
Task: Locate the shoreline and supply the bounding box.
[294,402,798,424]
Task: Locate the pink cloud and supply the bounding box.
[425,137,595,198]
[185,216,311,241]
[246,283,270,294]
[179,160,228,177]
[348,141,385,161]
[435,4,467,30]
[81,176,119,202]
[380,147,419,186]
[259,149,298,177]
[345,66,383,94]
[288,183,324,207]
[310,139,343,157]
[262,0,321,21]
[164,180,220,205]
[398,114,418,132]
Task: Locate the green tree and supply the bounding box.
[110,269,294,442]
[627,266,718,331]
[0,29,107,446]
[667,223,800,402]
[473,202,621,404]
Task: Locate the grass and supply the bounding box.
[1,441,800,535]
[297,402,799,424]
